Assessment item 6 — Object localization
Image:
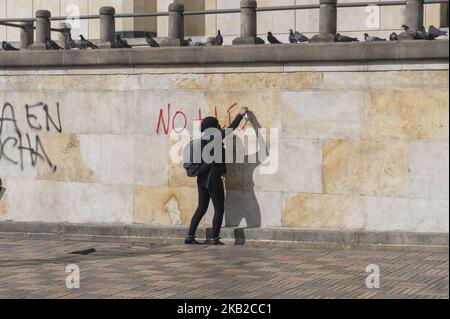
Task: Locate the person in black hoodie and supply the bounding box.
[0,178,5,201]
[185,107,249,245]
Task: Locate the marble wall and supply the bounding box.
[0,62,448,233]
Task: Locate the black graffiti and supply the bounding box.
[0,102,62,172]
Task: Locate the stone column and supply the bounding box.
[161,2,188,46]
[99,6,116,48]
[398,0,424,40]
[406,0,424,31]
[20,21,34,49]
[233,0,264,45]
[58,22,71,50]
[29,10,51,50]
[35,10,51,49]
[311,0,337,43]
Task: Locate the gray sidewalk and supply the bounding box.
[0,238,447,299]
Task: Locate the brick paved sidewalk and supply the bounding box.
[0,238,447,299]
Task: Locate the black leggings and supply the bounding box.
[188,177,225,240]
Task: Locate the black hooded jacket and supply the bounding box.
[198,114,244,188]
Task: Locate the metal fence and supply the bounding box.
[0,0,448,49]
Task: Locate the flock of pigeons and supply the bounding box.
[268,24,448,44]
[0,24,447,51]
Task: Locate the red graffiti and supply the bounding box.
[156,102,249,135]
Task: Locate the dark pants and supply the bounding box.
[188,177,225,240]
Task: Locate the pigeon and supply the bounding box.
[389,32,398,41]
[401,25,426,40]
[364,33,386,42]
[428,25,448,40]
[45,36,63,50]
[267,32,282,44]
[64,32,79,49]
[187,38,194,46]
[146,32,159,47]
[417,26,431,40]
[115,34,132,48]
[79,34,98,49]
[335,33,359,42]
[2,41,19,51]
[294,31,309,43]
[289,29,297,43]
[216,30,223,46]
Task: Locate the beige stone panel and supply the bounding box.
[185,0,205,36]
[133,0,157,34]
[321,72,369,90]
[252,138,323,193]
[365,196,449,233]
[133,90,206,137]
[33,0,61,40]
[134,186,198,226]
[409,142,449,200]
[205,0,217,37]
[0,75,67,92]
[216,0,240,37]
[257,0,296,35]
[0,140,38,181]
[366,90,449,141]
[323,140,364,194]
[2,91,66,136]
[324,140,410,196]
[36,133,97,182]
[363,140,409,196]
[68,182,133,224]
[366,70,449,90]
[209,72,323,90]
[168,133,197,188]
[6,0,33,42]
[100,134,134,185]
[424,4,442,28]
[4,179,70,222]
[60,0,89,39]
[381,4,405,30]
[134,135,169,187]
[156,0,170,37]
[88,0,125,40]
[282,193,365,230]
[337,6,375,32]
[168,160,196,189]
[63,74,136,92]
[138,73,208,90]
[295,0,319,33]
[205,90,282,131]
[62,90,134,135]
[282,90,365,139]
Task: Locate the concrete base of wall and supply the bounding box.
[0,222,447,249]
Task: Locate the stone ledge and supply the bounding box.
[0,221,448,247]
[0,40,448,69]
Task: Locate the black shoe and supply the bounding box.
[185,236,200,245]
[208,238,225,246]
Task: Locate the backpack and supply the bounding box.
[183,140,212,177]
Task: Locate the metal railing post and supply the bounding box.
[161,2,188,46]
[29,10,51,50]
[99,6,116,48]
[233,0,264,45]
[311,0,337,42]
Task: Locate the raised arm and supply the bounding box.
[222,107,248,139]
